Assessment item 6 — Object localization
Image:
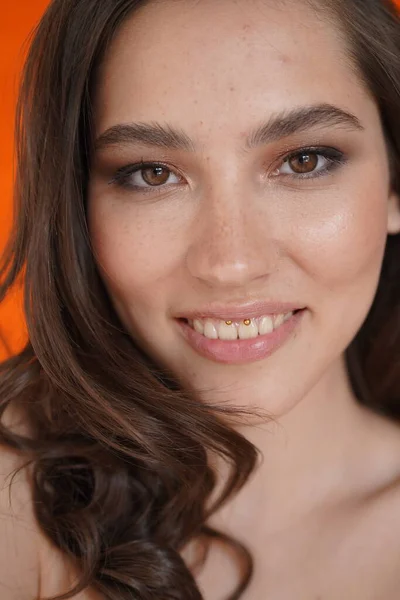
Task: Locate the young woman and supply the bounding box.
[1,0,400,598]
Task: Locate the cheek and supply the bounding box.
[293,182,388,293]
[87,199,183,305]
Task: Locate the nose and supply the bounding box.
[186,183,278,289]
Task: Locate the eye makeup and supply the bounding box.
[107,145,348,194]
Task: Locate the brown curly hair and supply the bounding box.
[0,0,400,598]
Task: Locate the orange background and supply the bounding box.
[0,1,51,358]
[1,1,400,359]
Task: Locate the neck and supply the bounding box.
[210,354,399,535]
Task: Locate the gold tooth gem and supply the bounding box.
[243,319,251,326]
[225,320,233,326]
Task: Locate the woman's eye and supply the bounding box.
[109,162,182,191]
[134,165,179,187]
[109,148,346,193]
[274,148,345,179]
[284,152,320,174]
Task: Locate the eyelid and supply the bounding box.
[271,145,344,166]
[268,145,346,179]
[108,145,346,192]
[109,160,184,186]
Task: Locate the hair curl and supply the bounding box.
[0,0,400,598]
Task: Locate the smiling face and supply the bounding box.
[87,0,400,415]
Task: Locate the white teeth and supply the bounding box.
[203,320,218,339]
[193,319,204,334]
[259,315,274,335]
[187,311,294,340]
[218,321,239,340]
[238,320,259,340]
[274,313,285,328]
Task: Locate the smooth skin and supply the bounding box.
[2,0,400,598]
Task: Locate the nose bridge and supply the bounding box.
[186,181,277,287]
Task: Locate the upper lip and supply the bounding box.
[176,300,305,321]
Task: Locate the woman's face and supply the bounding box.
[87,0,400,415]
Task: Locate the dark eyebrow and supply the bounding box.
[94,121,195,153]
[94,103,364,154]
[246,103,364,149]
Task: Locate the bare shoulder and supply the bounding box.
[39,541,103,600]
[361,410,400,522]
[350,412,400,594]
[0,403,102,600]
[0,443,101,600]
[0,441,42,599]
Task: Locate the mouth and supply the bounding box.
[176,308,306,365]
[178,309,302,341]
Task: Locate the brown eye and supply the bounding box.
[288,152,319,174]
[141,166,171,186]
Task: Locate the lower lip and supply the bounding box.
[176,309,305,365]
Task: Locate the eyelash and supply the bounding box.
[108,146,347,193]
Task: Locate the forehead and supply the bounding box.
[93,0,375,138]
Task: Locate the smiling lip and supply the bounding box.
[175,300,306,321]
[176,308,306,365]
